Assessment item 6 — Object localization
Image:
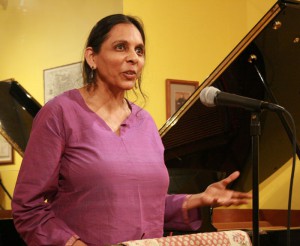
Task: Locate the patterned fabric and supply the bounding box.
[119,230,252,246]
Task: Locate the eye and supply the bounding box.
[135,46,145,56]
[115,43,126,51]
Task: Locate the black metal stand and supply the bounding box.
[250,111,261,246]
[249,55,300,159]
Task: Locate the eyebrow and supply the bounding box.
[112,40,145,47]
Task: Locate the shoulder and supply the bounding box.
[45,89,79,109]
[130,103,154,121]
[39,89,79,115]
[33,89,80,125]
[129,102,159,130]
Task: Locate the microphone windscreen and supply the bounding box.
[199,86,220,107]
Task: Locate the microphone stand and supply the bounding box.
[248,54,300,158]
[250,111,261,246]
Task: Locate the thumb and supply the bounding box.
[221,171,240,186]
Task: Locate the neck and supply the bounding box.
[79,85,131,136]
[83,86,125,108]
[82,84,126,111]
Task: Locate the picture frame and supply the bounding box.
[44,62,83,103]
[0,134,13,164]
[166,79,199,119]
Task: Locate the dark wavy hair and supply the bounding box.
[82,14,147,103]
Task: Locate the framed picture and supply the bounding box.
[44,62,83,103]
[166,79,199,119]
[0,134,13,164]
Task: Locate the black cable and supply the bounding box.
[249,55,300,159]
[249,55,297,246]
[281,109,297,246]
[279,0,300,8]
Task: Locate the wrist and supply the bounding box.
[182,194,192,224]
[66,235,80,246]
[73,240,86,246]
[187,193,205,209]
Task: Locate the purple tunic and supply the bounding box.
[12,89,200,246]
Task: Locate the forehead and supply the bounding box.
[106,23,144,44]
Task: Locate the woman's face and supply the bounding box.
[92,23,145,92]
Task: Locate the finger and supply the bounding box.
[229,199,251,206]
[221,171,240,186]
[218,198,250,207]
[231,191,252,199]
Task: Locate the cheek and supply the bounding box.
[137,60,145,74]
[97,54,120,70]
[100,60,120,77]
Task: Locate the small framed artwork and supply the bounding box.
[0,134,13,164]
[166,79,199,119]
[44,62,83,103]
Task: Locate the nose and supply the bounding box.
[126,49,139,64]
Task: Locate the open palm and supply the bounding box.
[187,171,252,209]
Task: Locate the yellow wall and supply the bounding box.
[123,0,300,210]
[0,0,123,209]
[2,0,299,211]
[124,0,278,127]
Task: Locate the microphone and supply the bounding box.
[199,86,285,111]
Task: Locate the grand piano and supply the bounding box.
[160,0,300,245]
[0,1,300,245]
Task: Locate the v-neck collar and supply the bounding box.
[73,89,137,136]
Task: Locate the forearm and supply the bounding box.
[72,240,88,246]
[66,236,87,246]
[11,106,77,245]
[12,199,77,245]
[164,194,202,231]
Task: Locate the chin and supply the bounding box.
[123,81,136,90]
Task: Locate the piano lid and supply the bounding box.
[159,2,300,192]
[0,80,41,157]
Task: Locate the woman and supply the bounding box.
[12,14,251,246]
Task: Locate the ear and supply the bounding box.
[84,47,96,68]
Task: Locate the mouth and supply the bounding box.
[122,70,137,80]
[124,70,136,75]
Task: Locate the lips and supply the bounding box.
[124,70,136,75]
[122,70,137,80]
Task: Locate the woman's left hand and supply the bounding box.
[187,171,252,209]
